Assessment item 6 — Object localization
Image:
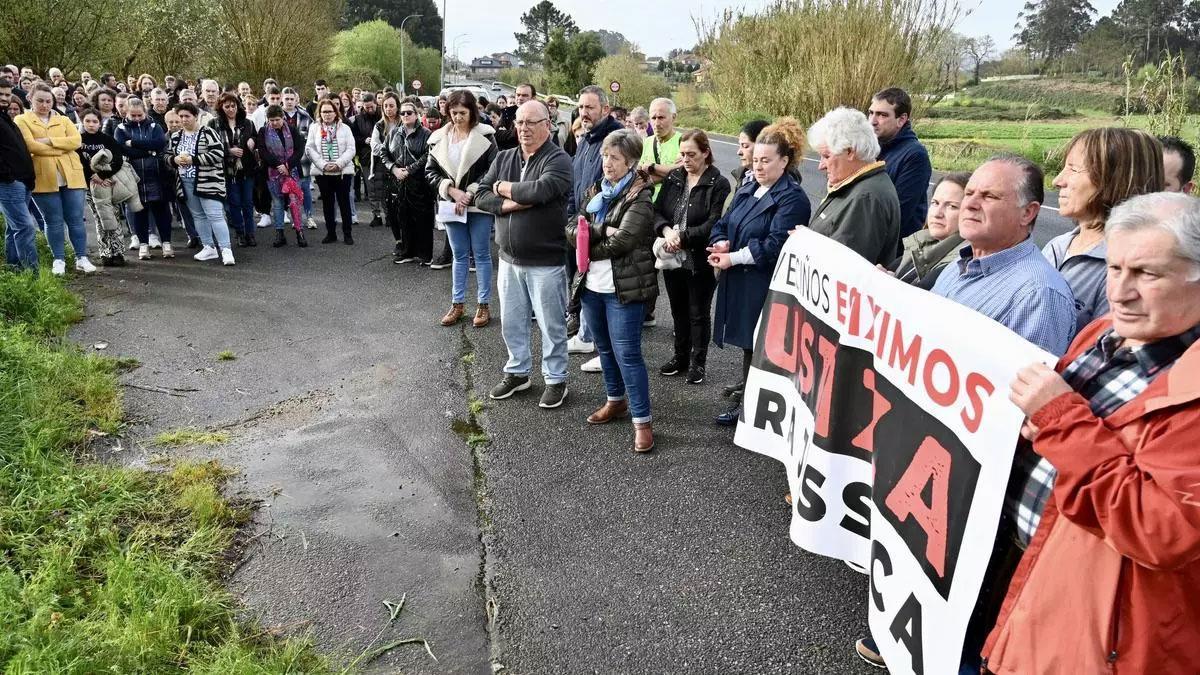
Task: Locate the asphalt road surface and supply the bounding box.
[70,135,1076,673]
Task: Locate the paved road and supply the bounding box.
[72,206,884,673]
[704,132,1073,248]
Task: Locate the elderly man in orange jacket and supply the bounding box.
[980,191,1200,674]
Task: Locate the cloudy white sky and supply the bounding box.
[441,0,1121,61]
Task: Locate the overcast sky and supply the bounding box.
[441,0,1121,61]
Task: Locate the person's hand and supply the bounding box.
[246,138,255,150]
[230,147,244,158]
[323,162,339,173]
[124,140,133,147]
[875,264,897,278]
[706,240,730,255]
[495,181,513,199]
[1010,363,1072,418]
[453,188,472,208]
[277,164,288,175]
[176,154,192,166]
[708,252,733,270]
[36,137,51,144]
[392,167,404,180]
[605,226,619,237]
[454,201,466,216]
[1019,419,1041,442]
[100,178,113,187]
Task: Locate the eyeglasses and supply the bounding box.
[514,119,548,128]
[400,110,416,116]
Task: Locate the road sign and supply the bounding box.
[412,79,422,91]
[609,81,621,93]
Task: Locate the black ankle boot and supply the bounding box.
[296,229,308,247]
[236,232,247,247]
[273,230,286,248]
[343,228,354,245]
[246,231,257,247]
[322,231,337,244]
[369,214,383,228]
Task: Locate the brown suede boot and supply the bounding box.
[634,421,655,453]
[440,303,465,326]
[586,399,629,425]
[473,304,490,327]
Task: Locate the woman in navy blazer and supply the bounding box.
[707,118,812,426]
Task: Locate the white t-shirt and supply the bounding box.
[586,259,616,294]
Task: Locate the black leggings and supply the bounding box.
[316,174,353,234]
[663,266,718,367]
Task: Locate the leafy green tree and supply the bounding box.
[0,0,124,75]
[514,1,578,66]
[331,20,439,92]
[1014,0,1097,62]
[592,54,670,108]
[342,0,443,49]
[589,29,632,56]
[544,29,605,95]
[209,0,342,89]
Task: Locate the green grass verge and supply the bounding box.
[0,266,326,672]
[154,428,233,447]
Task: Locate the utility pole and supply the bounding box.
[400,13,423,95]
[439,0,446,89]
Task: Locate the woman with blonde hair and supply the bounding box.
[708,117,812,426]
[1048,127,1165,332]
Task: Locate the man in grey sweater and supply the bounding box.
[474,100,575,409]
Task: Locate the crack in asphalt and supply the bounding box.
[456,325,503,670]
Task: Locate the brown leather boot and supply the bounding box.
[440,303,464,326]
[586,399,628,425]
[634,421,655,453]
[473,304,490,327]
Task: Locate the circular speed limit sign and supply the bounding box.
[609,81,621,93]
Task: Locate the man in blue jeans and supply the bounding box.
[0,77,39,270]
[474,100,574,409]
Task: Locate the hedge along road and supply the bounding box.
[704,131,1075,248]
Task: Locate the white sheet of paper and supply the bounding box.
[435,200,467,224]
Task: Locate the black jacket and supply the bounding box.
[0,114,35,187]
[567,176,659,304]
[374,121,432,207]
[350,111,381,159]
[209,114,258,178]
[256,124,305,174]
[424,124,497,199]
[474,139,573,266]
[653,164,732,259]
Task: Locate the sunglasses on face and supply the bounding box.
[400,110,416,116]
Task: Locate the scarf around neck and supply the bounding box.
[585,170,634,224]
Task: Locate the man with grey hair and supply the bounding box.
[566,84,625,365]
[474,100,574,408]
[199,79,220,114]
[807,107,901,266]
[639,98,680,194]
[970,192,1200,675]
[148,88,170,127]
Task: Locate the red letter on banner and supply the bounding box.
[851,369,893,455]
[883,436,951,578]
[763,302,798,373]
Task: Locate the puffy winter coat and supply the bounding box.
[567,175,659,305]
[113,117,169,202]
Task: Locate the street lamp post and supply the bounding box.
[451,35,470,83]
[400,13,423,94]
[438,0,446,90]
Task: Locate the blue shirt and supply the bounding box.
[1042,228,1109,334]
[932,237,1078,356]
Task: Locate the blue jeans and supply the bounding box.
[181,178,231,249]
[300,176,313,218]
[581,290,651,423]
[33,187,87,261]
[225,177,255,236]
[445,212,493,304]
[132,200,173,242]
[0,180,39,270]
[498,261,569,384]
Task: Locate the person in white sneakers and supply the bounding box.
[14,84,96,275]
[167,103,235,265]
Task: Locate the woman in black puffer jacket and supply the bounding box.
[566,128,658,454]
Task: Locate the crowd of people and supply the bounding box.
[3,62,1200,675]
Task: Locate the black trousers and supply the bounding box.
[663,265,718,366]
[388,196,434,262]
[315,174,353,235]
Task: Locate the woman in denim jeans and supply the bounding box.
[424,89,497,328]
[566,129,659,453]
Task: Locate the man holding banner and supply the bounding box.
[982,192,1200,675]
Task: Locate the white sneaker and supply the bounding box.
[257,213,272,228]
[161,242,174,258]
[193,245,219,261]
[148,233,162,249]
[51,259,66,276]
[138,244,151,260]
[75,256,97,273]
[580,356,602,373]
[221,249,236,266]
[129,235,140,250]
[305,217,317,230]
[567,335,596,354]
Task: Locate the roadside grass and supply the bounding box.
[0,263,326,672]
[154,428,233,447]
[217,350,237,361]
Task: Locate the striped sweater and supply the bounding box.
[166,126,226,201]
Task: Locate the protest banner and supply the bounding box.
[734,228,1054,675]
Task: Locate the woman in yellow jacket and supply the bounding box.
[15,83,93,275]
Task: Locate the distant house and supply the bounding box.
[693,62,711,85]
[642,56,663,72]
[469,56,512,78]
[675,52,701,68]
